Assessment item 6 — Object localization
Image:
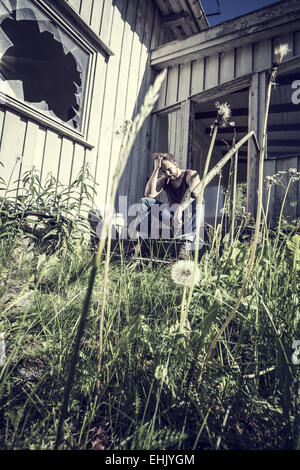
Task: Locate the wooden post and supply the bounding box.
[247,73,259,217]
[248,71,267,217]
[180,98,192,170]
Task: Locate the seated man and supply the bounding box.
[133,152,204,260]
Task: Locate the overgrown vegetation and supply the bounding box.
[0,161,299,450]
[0,58,299,450]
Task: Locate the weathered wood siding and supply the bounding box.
[151,1,300,220]
[0,0,163,215]
[263,155,300,224]
[154,32,300,110]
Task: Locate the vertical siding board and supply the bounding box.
[0,108,6,149]
[247,73,259,215]
[263,159,276,223]
[20,120,39,174]
[40,130,62,185]
[58,137,75,187]
[204,54,218,90]
[178,62,191,102]
[156,68,168,109]
[87,54,106,150]
[294,31,300,56]
[190,58,204,96]
[170,111,177,156]
[219,49,235,84]
[166,65,179,107]
[99,0,114,46]
[253,39,272,71]
[276,157,298,221]
[0,110,26,195]
[119,0,145,205]
[235,44,252,77]
[79,0,93,25]
[34,127,47,175]
[71,142,85,183]
[132,0,157,205]
[150,6,161,50]
[90,0,105,34]
[67,0,81,14]
[95,1,127,205]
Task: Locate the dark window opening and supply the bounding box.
[0,1,89,131]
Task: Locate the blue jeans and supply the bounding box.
[134,197,202,242]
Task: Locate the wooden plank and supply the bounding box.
[166,65,179,107]
[67,0,81,14]
[253,39,272,71]
[40,129,62,186]
[294,30,300,56]
[235,44,253,77]
[190,58,204,96]
[179,99,191,170]
[79,0,93,25]
[156,67,168,110]
[20,120,40,173]
[219,49,235,84]
[99,0,115,46]
[175,108,182,165]
[57,137,75,186]
[95,0,128,206]
[34,126,47,174]
[275,157,298,221]
[0,110,26,196]
[112,0,138,206]
[132,0,158,204]
[247,73,259,216]
[120,0,150,207]
[150,6,161,50]
[90,0,105,34]
[0,108,5,149]
[204,54,219,90]
[178,62,191,102]
[70,142,85,184]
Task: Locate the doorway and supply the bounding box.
[191,87,250,227]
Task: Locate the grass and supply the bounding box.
[0,57,299,450]
[0,216,299,450]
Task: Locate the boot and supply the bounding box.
[177,240,192,260]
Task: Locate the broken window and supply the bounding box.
[0,0,89,131]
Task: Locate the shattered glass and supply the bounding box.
[0,0,89,131]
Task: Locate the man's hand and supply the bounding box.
[153,155,163,170]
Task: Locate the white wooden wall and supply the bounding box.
[0,0,163,216]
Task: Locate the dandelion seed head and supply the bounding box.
[215,101,232,127]
[274,43,290,64]
[215,101,231,119]
[171,260,201,287]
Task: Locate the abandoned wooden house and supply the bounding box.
[0,0,299,236]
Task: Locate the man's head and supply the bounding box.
[152,153,180,180]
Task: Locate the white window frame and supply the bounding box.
[0,0,110,147]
